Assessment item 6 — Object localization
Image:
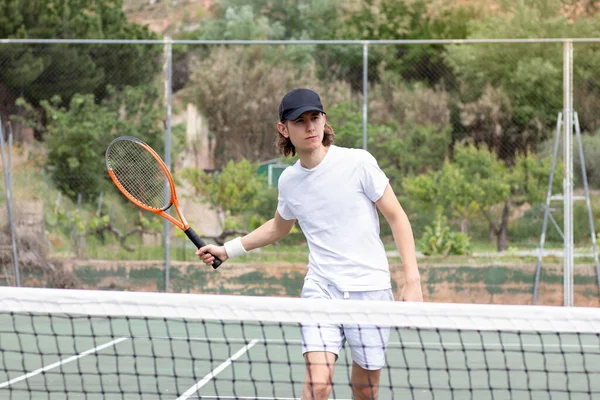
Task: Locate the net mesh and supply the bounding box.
[106,138,171,211]
[1,287,600,400]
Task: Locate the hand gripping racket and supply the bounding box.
[105,136,222,269]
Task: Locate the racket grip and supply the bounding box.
[185,227,222,269]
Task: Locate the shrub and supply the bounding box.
[419,209,471,256]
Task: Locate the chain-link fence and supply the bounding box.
[1,38,599,304]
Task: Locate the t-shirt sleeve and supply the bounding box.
[276,175,296,220]
[360,151,389,202]
[277,195,295,220]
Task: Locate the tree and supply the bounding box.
[0,0,161,131]
[207,0,346,40]
[190,3,322,67]
[446,0,600,152]
[403,143,560,251]
[199,5,285,40]
[328,101,452,188]
[190,0,356,88]
[331,0,482,89]
[16,85,169,202]
[403,162,483,234]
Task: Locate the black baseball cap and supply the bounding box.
[278,88,326,122]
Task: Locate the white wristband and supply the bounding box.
[224,237,247,259]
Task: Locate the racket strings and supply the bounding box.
[107,140,172,210]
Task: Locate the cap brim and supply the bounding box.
[283,105,325,121]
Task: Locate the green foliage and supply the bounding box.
[16,85,168,202]
[452,143,512,208]
[0,1,22,37]
[88,215,111,231]
[446,0,600,133]
[194,5,315,66]
[341,0,479,41]
[181,159,267,229]
[328,101,451,186]
[209,0,345,40]
[198,5,285,40]
[53,209,87,235]
[418,209,471,256]
[32,95,115,201]
[0,0,160,108]
[190,0,344,68]
[512,151,562,205]
[403,161,483,229]
[251,186,280,225]
[404,142,558,250]
[333,0,479,86]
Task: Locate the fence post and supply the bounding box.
[362,41,369,151]
[164,36,173,293]
[7,124,12,189]
[563,40,574,307]
[0,119,20,287]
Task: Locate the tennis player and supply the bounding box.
[197,88,423,400]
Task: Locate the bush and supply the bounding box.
[16,85,170,203]
[419,210,471,256]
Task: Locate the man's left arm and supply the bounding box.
[375,184,423,302]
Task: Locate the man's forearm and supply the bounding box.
[389,212,421,283]
[241,218,288,251]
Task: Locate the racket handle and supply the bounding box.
[185,227,222,269]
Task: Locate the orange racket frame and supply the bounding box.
[106,136,222,268]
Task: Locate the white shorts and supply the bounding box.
[300,278,394,370]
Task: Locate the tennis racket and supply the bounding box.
[105,136,222,269]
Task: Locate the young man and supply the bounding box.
[197,88,423,400]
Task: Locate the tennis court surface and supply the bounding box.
[1,287,599,399]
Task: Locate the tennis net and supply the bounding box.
[1,286,599,399]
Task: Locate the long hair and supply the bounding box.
[276,121,336,157]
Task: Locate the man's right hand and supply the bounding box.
[196,245,229,267]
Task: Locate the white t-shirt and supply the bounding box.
[277,145,391,291]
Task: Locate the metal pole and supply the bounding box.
[0,120,20,287]
[533,113,563,305]
[362,42,368,150]
[164,36,173,293]
[7,124,12,189]
[563,41,574,306]
[4,38,600,45]
[267,164,273,188]
[574,112,600,296]
[96,192,104,216]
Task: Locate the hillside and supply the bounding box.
[123,0,214,35]
[122,0,599,37]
